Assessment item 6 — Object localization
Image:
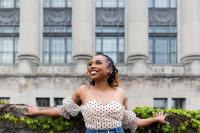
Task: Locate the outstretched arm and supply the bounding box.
[137,112,168,127]
[25,86,82,117]
[24,106,59,117]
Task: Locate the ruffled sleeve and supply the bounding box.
[55,97,81,119]
[122,110,140,132]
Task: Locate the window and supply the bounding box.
[96,0,124,8]
[148,37,177,64]
[172,98,186,109]
[148,1,177,64]
[0,0,19,8]
[148,0,177,8]
[153,98,167,109]
[54,98,64,106]
[96,0,125,63]
[0,97,10,104]
[43,37,72,64]
[36,98,50,107]
[0,37,18,64]
[43,0,72,64]
[0,0,19,65]
[44,0,71,8]
[96,37,124,63]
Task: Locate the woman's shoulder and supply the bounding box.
[75,84,90,93]
[116,87,125,94]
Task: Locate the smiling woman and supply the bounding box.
[25,53,168,133]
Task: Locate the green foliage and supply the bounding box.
[134,107,200,133]
[0,112,71,132]
[0,106,200,132]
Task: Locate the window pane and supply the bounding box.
[44,0,50,7]
[36,98,50,107]
[148,38,153,52]
[54,98,64,106]
[67,38,72,52]
[148,53,153,63]
[67,0,72,7]
[51,53,65,64]
[104,52,117,63]
[148,0,153,8]
[154,98,167,109]
[170,0,176,8]
[118,37,124,52]
[103,0,117,8]
[96,38,101,52]
[155,0,169,8]
[172,98,185,109]
[43,53,49,64]
[0,53,13,64]
[117,52,124,63]
[51,38,65,52]
[103,37,117,52]
[155,39,168,53]
[118,0,124,7]
[1,0,14,8]
[96,0,102,7]
[155,53,168,64]
[43,38,50,52]
[171,53,177,64]
[66,53,71,62]
[52,0,66,7]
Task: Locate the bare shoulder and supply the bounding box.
[116,87,125,95]
[76,85,89,92]
[74,85,90,97]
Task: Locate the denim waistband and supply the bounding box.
[86,127,124,133]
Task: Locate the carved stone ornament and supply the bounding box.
[0,10,19,25]
[96,8,124,25]
[149,9,176,26]
[44,8,72,25]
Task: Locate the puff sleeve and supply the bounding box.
[122,110,140,132]
[55,97,81,119]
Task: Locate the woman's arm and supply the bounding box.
[137,112,168,127]
[25,106,59,117]
[25,86,83,117]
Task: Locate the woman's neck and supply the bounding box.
[93,80,111,91]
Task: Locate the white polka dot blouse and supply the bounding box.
[56,97,139,131]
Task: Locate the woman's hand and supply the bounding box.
[24,105,39,116]
[155,112,169,124]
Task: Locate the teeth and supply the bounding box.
[91,71,97,74]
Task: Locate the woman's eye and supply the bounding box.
[88,63,92,66]
[96,61,102,64]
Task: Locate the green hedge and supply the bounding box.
[0,104,200,133]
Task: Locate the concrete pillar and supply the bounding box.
[18,0,41,74]
[72,0,94,61]
[126,0,149,75]
[71,0,94,75]
[181,0,200,75]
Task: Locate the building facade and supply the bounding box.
[0,0,200,110]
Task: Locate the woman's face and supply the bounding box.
[87,55,111,81]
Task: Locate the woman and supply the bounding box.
[25,53,168,133]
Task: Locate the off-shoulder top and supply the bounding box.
[55,97,139,132]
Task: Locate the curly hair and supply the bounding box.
[88,52,120,88]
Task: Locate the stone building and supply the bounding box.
[0,0,200,110]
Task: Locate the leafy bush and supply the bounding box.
[0,105,200,133]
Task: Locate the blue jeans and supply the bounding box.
[86,127,124,133]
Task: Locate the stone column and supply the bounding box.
[126,0,149,75]
[71,0,94,74]
[72,0,94,61]
[181,0,200,75]
[18,0,41,74]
